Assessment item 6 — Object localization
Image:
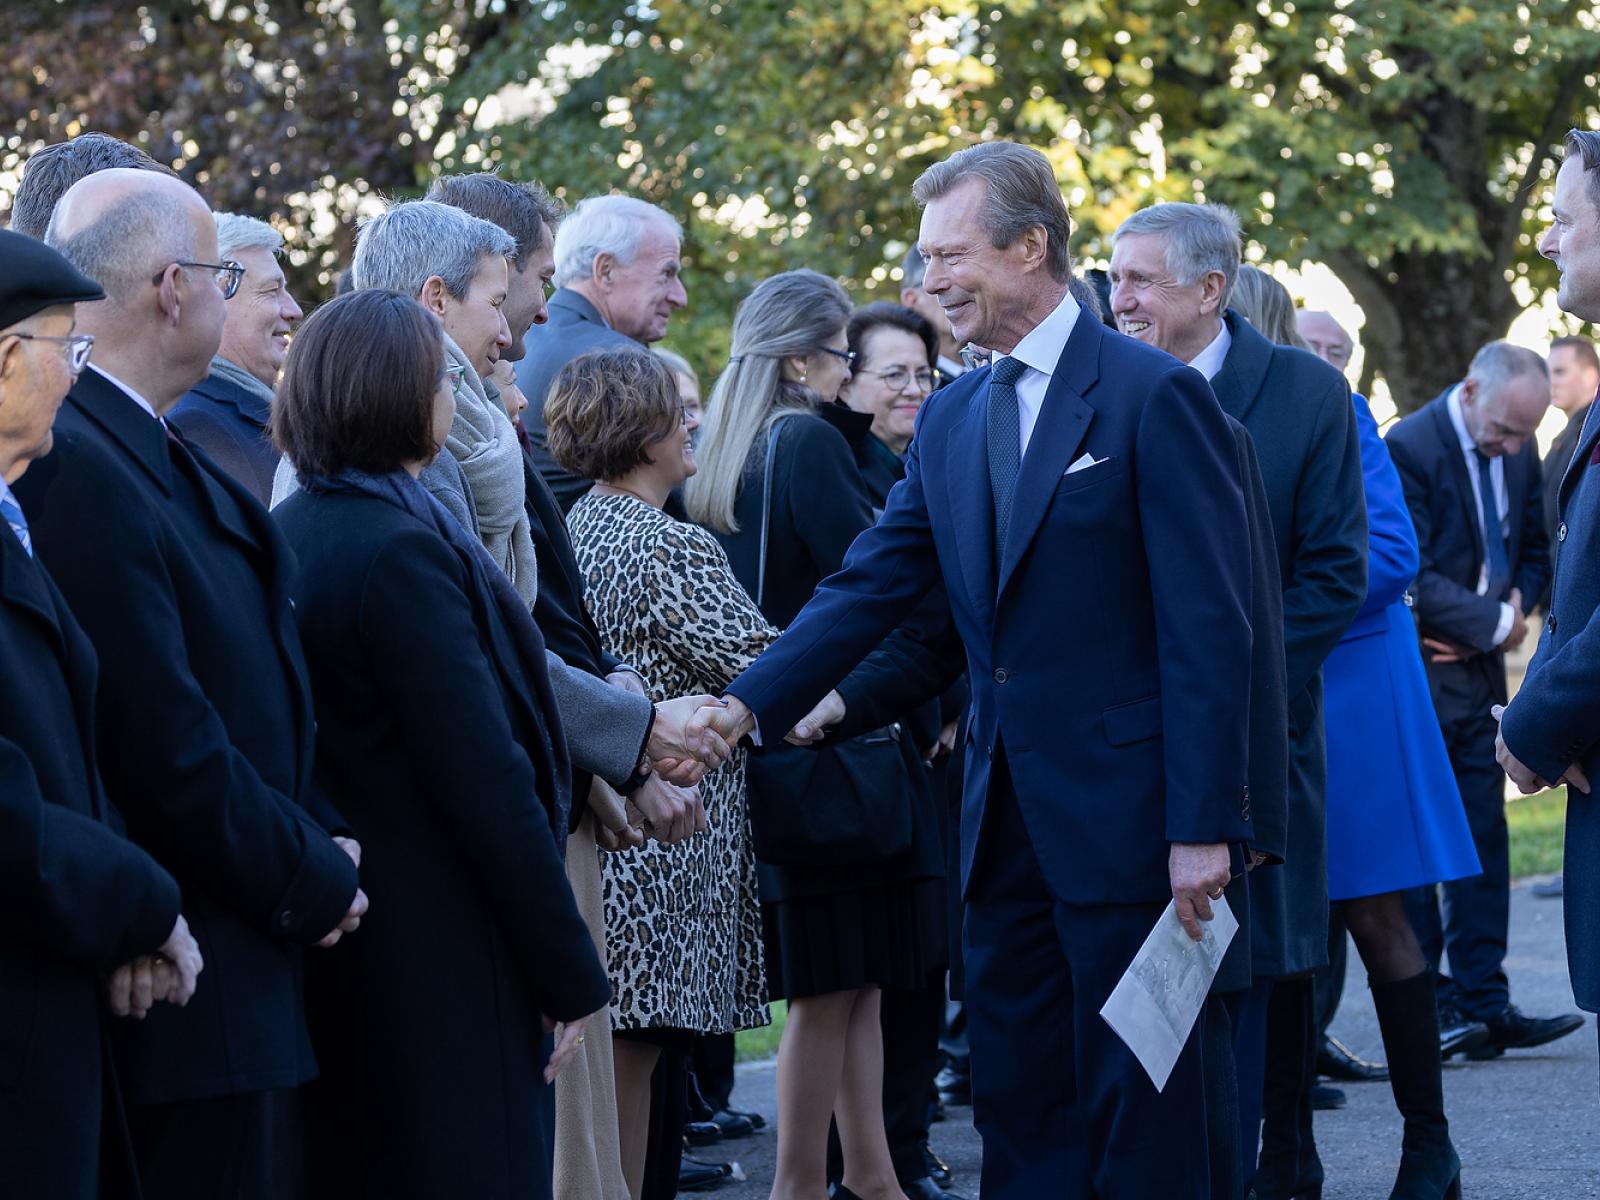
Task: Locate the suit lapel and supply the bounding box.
[0,527,63,651]
[1561,396,1600,514]
[1426,395,1487,564]
[943,370,998,619]
[996,317,1101,596]
[1207,311,1273,425]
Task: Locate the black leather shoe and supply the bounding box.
[679,1156,732,1191]
[708,1109,756,1139]
[1466,1003,1585,1059]
[720,1104,765,1130]
[1310,1082,1346,1111]
[922,1143,953,1186]
[1437,1007,1492,1060]
[934,1064,971,1105]
[1317,1034,1388,1082]
[682,1120,722,1146]
[902,1177,971,1200]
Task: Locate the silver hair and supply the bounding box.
[651,346,698,389]
[551,194,681,289]
[911,142,1073,283]
[1113,202,1243,307]
[901,243,927,290]
[1468,341,1550,395]
[44,190,197,302]
[352,199,515,300]
[214,212,283,261]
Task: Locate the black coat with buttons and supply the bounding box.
[13,369,360,1107]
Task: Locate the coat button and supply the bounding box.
[278,910,295,932]
[1559,522,1568,542]
[1549,613,1558,633]
[992,668,1009,684]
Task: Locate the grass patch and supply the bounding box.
[735,1000,787,1062]
[1509,787,1567,879]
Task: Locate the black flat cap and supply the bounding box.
[0,228,105,331]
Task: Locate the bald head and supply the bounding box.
[1297,310,1354,373]
[44,169,227,412]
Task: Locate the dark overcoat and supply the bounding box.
[12,369,360,1106]
[168,367,278,505]
[1208,312,1367,976]
[0,525,179,1199]
[275,486,610,1199]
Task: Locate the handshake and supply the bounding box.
[645,689,848,784]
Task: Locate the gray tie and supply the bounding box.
[987,355,1027,553]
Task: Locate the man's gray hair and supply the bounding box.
[1468,341,1550,395]
[44,190,196,302]
[353,199,515,299]
[1113,202,1243,307]
[214,212,283,261]
[901,244,927,290]
[911,142,1073,283]
[552,195,681,289]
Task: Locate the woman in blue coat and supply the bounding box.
[1234,268,1478,1200]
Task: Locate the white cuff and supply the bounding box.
[1492,602,1515,649]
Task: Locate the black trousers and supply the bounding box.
[1406,664,1510,1020]
[129,1088,303,1200]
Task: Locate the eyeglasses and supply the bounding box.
[862,365,939,394]
[12,331,95,373]
[443,363,468,392]
[151,260,246,300]
[818,346,858,368]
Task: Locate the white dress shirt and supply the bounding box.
[1446,384,1516,647]
[1189,321,1233,382]
[88,363,162,423]
[991,291,1081,458]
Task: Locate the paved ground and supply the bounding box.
[708,883,1597,1198]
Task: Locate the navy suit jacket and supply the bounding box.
[1385,391,1550,666]
[1503,404,1600,1008]
[169,367,278,507]
[0,526,179,1199]
[726,312,1255,907]
[13,369,359,1105]
[515,288,642,512]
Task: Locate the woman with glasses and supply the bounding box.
[269,290,609,1200]
[687,270,944,1200]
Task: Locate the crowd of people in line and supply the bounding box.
[6,122,1600,1200]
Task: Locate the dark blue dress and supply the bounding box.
[1324,395,1480,900]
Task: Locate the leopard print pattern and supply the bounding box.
[568,492,776,1035]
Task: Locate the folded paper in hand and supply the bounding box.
[1099,896,1237,1091]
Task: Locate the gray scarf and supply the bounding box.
[210,355,275,414]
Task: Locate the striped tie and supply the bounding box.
[0,493,31,557]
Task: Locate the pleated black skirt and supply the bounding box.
[761,874,947,1000]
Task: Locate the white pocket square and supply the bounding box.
[1065,453,1103,475]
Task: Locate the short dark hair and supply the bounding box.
[10,133,176,240]
[1565,130,1600,219]
[847,302,937,370]
[1552,334,1600,374]
[545,348,683,483]
[272,290,445,476]
[426,172,565,270]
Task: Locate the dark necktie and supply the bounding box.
[1474,448,1510,586]
[0,492,30,557]
[987,355,1028,553]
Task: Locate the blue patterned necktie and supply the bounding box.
[987,355,1028,554]
[0,492,30,557]
[1474,448,1510,587]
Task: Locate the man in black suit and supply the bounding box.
[1386,342,1585,1059]
[515,194,687,511]
[0,229,205,1200]
[18,168,366,1197]
[1109,202,1368,1197]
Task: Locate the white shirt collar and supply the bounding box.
[993,290,1081,382]
[88,363,161,422]
[1188,320,1233,381]
[1445,384,1480,455]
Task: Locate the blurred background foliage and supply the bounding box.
[6,0,1600,410]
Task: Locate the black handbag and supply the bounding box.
[742,413,917,867]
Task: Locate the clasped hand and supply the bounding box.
[1491,703,1590,796]
[106,913,204,1019]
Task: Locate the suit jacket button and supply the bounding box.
[992,668,1009,684]
[278,910,295,932]
[1559,522,1568,542]
[1550,613,1559,633]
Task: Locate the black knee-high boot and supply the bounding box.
[1371,971,1461,1200]
[1255,978,1324,1200]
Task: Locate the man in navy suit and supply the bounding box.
[690,142,1257,1198]
[1499,129,1600,1076]
[1387,341,1585,1060]
[1108,203,1368,1197]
